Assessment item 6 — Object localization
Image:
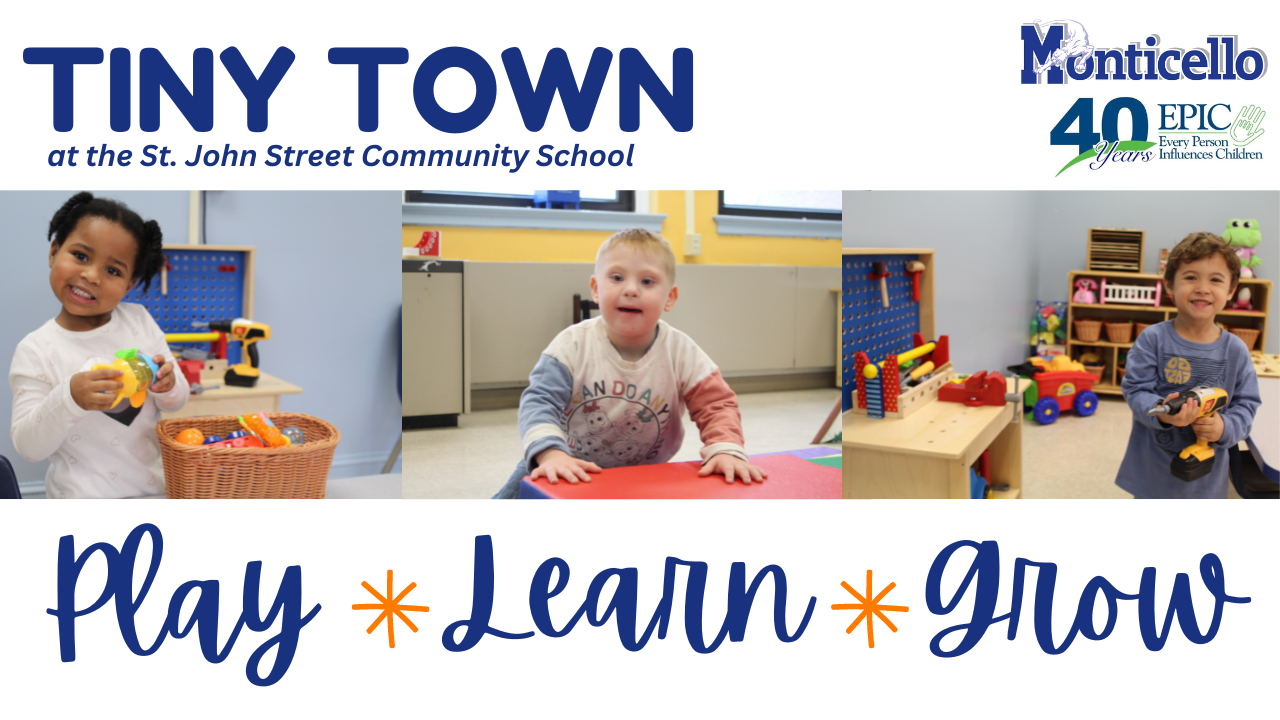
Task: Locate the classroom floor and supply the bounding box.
[1021,395,1242,499]
[402,387,842,499]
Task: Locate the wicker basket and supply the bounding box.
[157,413,340,498]
[1230,327,1261,350]
[1083,364,1106,381]
[1074,318,1103,342]
[1105,321,1134,343]
[1118,367,1127,384]
[1134,322,1153,337]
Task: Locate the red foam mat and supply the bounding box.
[520,453,840,499]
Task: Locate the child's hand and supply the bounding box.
[150,355,176,394]
[1192,412,1225,444]
[70,368,124,412]
[1155,392,1200,428]
[698,454,768,485]
[531,448,601,484]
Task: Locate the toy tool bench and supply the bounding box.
[124,245,303,419]
[841,249,1023,499]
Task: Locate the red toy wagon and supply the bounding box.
[1022,356,1100,425]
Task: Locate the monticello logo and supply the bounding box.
[1022,20,1268,84]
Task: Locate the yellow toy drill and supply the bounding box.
[208,319,269,387]
[1147,386,1230,482]
[172,318,271,387]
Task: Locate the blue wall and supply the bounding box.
[1,191,401,494]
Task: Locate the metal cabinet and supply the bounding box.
[402,260,468,425]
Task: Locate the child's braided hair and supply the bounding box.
[48,191,165,293]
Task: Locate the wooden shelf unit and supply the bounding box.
[1066,270,1271,395]
[1087,228,1145,273]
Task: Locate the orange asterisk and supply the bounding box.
[352,570,430,648]
[831,570,909,648]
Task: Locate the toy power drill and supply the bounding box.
[198,319,270,387]
[1147,386,1229,482]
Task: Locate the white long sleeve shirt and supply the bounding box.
[9,303,189,498]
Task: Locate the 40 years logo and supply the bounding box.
[1048,98,1266,176]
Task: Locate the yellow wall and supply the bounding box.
[402,190,839,266]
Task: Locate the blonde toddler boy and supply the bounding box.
[494,228,766,498]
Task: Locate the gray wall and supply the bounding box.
[844,191,1280,371]
[1,191,401,491]
[843,191,1040,373]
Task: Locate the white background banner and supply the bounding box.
[1,1,1277,716]
[2,502,1275,716]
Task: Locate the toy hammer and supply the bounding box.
[869,262,891,308]
[905,261,925,302]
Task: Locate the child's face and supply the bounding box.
[590,245,677,346]
[48,216,138,328]
[1165,254,1235,323]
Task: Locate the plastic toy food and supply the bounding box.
[239,413,291,447]
[176,428,205,446]
[203,435,225,445]
[204,436,266,449]
[281,426,305,445]
[90,348,158,409]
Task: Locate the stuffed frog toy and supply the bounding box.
[1223,218,1262,278]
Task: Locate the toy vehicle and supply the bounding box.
[1017,355,1100,425]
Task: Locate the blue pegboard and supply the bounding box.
[842,253,922,411]
[125,248,248,365]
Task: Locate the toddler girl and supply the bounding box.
[9,192,189,498]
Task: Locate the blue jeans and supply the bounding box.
[492,460,528,499]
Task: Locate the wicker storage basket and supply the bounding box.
[1105,321,1134,343]
[1083,364,1106,381]
[1074,318,1103,342]
[1230,327,1260,350]
[157,413,340,498]
[1134,322,1153,337]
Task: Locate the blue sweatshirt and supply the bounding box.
[1117,320,1260,498]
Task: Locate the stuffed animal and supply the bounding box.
[1223,219,1262,278]
[1233,286,1253,311]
